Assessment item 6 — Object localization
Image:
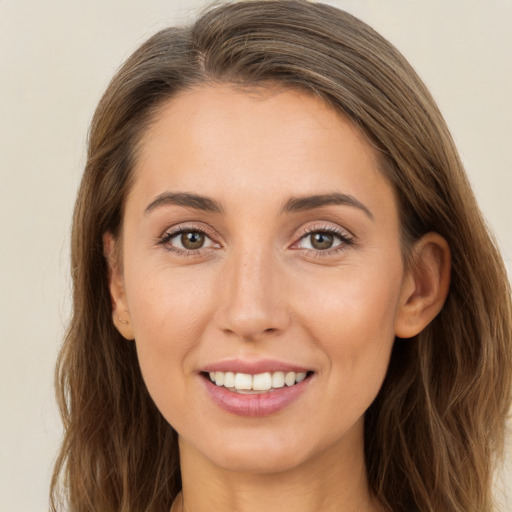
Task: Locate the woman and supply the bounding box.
[50,1,512,511]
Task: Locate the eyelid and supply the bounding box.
[290,222,355,254]
[157,223,222,254]
[159,222,217,239]
[293,222,355,243]
[156,221,354,257]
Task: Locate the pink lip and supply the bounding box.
[201,373,313,418]
[201,358,310,374]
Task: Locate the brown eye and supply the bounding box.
[181,231,205,250]
[160,227,219,254]
[309,232,335,250]
[295,228,351,253]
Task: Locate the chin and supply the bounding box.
[210,445,308,475]
[181,427,313,475]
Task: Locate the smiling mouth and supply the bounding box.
[203,370,314,394]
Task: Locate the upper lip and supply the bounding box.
[201,358,312,374]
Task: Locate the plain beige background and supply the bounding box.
[0,1,510,510]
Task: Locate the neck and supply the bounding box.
[174,422,383,512]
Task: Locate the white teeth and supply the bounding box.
[214,371,224,386]
[223,371,235,388]
[234,372,253,390]
[285,372,296,386]
[252,372,272,391]
[271,371,285,388]
[207,370,309,392]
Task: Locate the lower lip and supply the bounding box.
[202,375,312,417]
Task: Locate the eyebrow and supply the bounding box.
[145,192,224,214]
[144,191,373,220]
[281,193,374,220]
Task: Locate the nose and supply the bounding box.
[215,247,290,341]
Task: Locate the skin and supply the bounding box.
[106,84,451,512]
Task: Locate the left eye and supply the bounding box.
[297,231,344,251]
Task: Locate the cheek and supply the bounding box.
[295,257,403,406]
[299,256,402,337]
[126,259,214,341]
[123,263,216,415]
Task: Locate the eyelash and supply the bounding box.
[157,224,219,257]
[292,224,354,258]
[156,223,355,258]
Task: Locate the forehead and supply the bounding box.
[130,84,396,220]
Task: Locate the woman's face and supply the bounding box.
[110,84,410,473]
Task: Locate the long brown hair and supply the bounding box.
[50,2,512,511]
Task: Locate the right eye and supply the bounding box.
[172,230,208,250]
[158,227,220,255]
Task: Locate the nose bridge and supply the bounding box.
[217,242,288,339]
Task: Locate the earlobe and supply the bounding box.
[103,232,135,340]
[394,232,451,339]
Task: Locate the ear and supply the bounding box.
[103,232,135,340]
[395,232,451,338]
